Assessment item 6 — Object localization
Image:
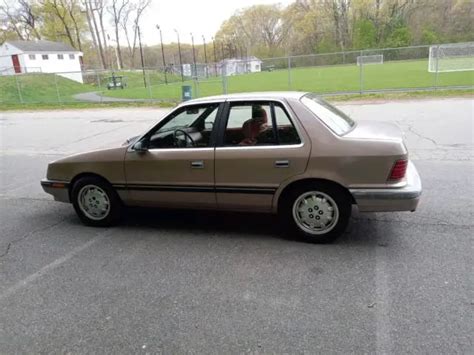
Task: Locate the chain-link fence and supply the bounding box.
[1,43,473,105]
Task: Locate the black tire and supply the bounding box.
[279,182,351,244]
[71,176,122,227]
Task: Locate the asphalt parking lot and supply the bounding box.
[0,98,472,353]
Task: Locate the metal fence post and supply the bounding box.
[435,45,440,90]
[146,70,152,99]
[193,77,199,98]
[54,74,61,104]
[287,56,292,90]
[15,75,23,104]
[222,64,228,94]
[96,71,102,103]
[359,50,364,95]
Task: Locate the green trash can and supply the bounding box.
[182,85,192,101]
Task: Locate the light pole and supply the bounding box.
[212,36,218,76]
[156,25,168,84]
[202,35,208,78]
[137,25,146,88]
[174,29,184,82]
[190,32,197,78]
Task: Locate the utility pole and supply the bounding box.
[202,35,208,78]
[137,25,146,88]
[190,32,197,78]
[212,36,218,76]
[174,29,184,82]
[156,24,168,84]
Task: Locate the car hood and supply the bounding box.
[344,120,404,142]
[46,146,128,182]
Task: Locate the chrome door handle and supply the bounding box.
[275,160,289,168]
[191,160,204,168]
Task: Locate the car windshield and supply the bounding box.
[301,94,355,135]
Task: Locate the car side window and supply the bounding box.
[222,101,300,146]
[274,105,301,145]
[147,104,219,149]
[223,103,276,146]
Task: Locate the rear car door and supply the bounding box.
[124,102,222,209]
[214,99,311,212]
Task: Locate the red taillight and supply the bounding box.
[388,159,408,181]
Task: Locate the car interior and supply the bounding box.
[147,105,218,149]
[144,102,301,150]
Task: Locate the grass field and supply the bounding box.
[0,73,94,104]
[1,59,473,105]
[100,59,474,100]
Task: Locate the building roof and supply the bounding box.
[219,56,262,64]
[6,40,79,52]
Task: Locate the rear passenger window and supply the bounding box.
[224,103,275,146]
[274,105,301,145]
[222,101,301,146]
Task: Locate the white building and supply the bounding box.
[0,40,84,83]
[218,56,262,76]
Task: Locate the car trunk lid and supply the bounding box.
[344,120,404,142]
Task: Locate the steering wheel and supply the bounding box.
[173,129,196,147]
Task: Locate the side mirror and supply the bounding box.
[133,140,148,153]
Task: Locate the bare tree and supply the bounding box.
[108,0,129,69]
[87,0,107,68]
[1,0,26,40]
[47,0,77,47]
[323,0,351,53]
[118,0,150,68]
[18,0,42,39]
[92,0,109,67]
[120,2,134,66]
[81,0,102,67]
[64,0,83,50]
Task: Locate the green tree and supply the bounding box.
[385,25,412,48]
[353,19,376,49]
[40,0,87,50]
[420,28,440,45]
[215,4,288,58]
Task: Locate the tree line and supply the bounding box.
[215,0,473,59]
[1,0,473,70]
[1,0,151,69]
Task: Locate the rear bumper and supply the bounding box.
[41,179,70,203]
[350,161,422,212]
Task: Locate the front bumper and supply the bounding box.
[41,179,70,203]
[350,161,422,212]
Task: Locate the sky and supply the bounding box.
[138,0,294,46]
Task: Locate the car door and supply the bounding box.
[214,99,311,212]
[124,102,222,209]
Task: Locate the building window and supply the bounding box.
[57,54,64,60]
[29,54,36,60]
[69,54,75,60]
[42,54,49,60]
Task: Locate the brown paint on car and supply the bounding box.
[41,92,422,242]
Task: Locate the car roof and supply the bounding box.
[186,91,309,104]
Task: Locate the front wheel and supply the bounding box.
[280,183,351,243]
[71,176,122,227]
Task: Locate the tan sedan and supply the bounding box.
[41,92,422,243]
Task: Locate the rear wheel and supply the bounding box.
[280,182,351,243]
[71,176,122,227]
